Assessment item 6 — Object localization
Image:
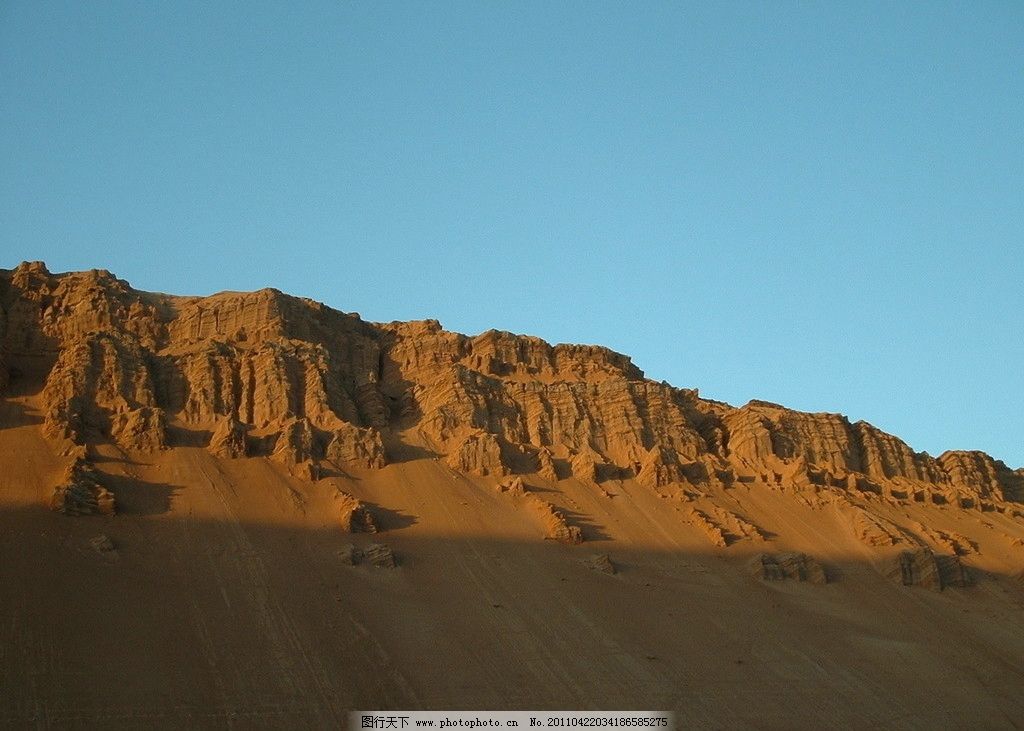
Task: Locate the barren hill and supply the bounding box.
[2,261,1023,729]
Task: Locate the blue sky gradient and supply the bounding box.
[2,1,1022,465]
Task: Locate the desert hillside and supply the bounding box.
[2,261,1023,729]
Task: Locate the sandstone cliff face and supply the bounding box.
[41,331,166,451]
[721,400,1020,506]
[1,261,1020,517]
[324,422,387,470]
[445,430,509,477]
[415,366,711,477]
[938,450,1024,504]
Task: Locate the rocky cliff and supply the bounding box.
[2,260,1021,514]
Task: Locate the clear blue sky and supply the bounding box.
[2,1,1022,467]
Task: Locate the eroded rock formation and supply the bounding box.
[360,543,397,568]
[208,416,248,458]
[759,553,827,584]
[890,548,972,590]
[534,499,583,544]
[339,542,396,568]
[850,506,904,547]
[338,493,377,533]
[51,458,116,516]
[445,430,508,477]
[325,422,387,470]
[688,506,764,548]
[586,554,616,574]
[2,261,1020,526]
[494,476,583,543]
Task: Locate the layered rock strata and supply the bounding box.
[1,262,1020,520]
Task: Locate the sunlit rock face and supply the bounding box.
[1,261,1020,509]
